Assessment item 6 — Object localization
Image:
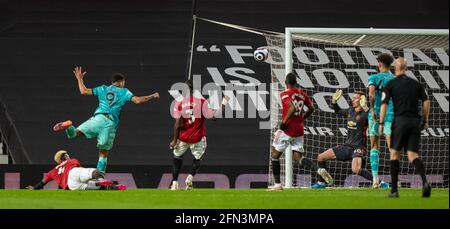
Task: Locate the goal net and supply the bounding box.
[266,28,449,188]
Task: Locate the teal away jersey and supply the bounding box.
[368,72,395,122]
[92,85,134,128]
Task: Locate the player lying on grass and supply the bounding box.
[26,150,126,191]
[169,79,229,190]
[269,72,330,191]
[53,66,160,173]
[312,90,387,189]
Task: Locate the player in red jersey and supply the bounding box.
[26,150,126,190]
[269,72,330,191]
[169,79,229,190]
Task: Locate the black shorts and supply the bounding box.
[391,117,421,152]
[332,145,366,161]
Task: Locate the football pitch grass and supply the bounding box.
[0,188,448,209]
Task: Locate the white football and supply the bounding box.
[253,48,268,62]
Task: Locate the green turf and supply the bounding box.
[0,188,448,209]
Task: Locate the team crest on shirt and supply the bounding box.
[181,102,196,108]
[347,121,357,128]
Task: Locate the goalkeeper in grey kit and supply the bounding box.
[312,90,386,188]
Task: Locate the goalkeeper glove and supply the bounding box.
[360,95,369,112]
[332,89,343,104]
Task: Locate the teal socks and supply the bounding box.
[370,149,379,177]
[97,157,108,172]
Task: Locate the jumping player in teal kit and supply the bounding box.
[367,53,395,188]
[53,66,160,172]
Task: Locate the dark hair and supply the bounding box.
[62,153,68,161]
[353,91,365,96]
[285,72,297,86]
[185,79,193,92]
[111,73,125,83]
[376,53,394,68]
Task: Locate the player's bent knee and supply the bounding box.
[193,155,203,160]
[389,151,401,160]
[407,152,419,162]
[97,143,112,151]
[352,167,361,174]
[293,151,302,161]
[97,135,114,151]
[271,151,281,159]
[92,169,105,180]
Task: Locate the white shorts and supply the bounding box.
[272,130,305,153]
[67,167,96,190]
[173,137,207,160]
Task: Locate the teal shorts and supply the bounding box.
[368,119,392,137]
[77,114,116,150]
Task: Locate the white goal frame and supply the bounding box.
[283,27,449,188]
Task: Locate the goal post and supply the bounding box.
[275,27,449,188]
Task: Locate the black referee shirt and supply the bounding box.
[382,74,429,118]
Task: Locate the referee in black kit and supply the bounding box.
[379,57,431,198]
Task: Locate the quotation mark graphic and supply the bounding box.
[197,45,221,52]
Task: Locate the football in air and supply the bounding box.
[254,48,269,62]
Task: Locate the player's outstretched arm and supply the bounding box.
[26,179,47,190]
[73,66,93,96]
[360,95,370,112]
[131,92,160,105]
[331,89,348,116]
